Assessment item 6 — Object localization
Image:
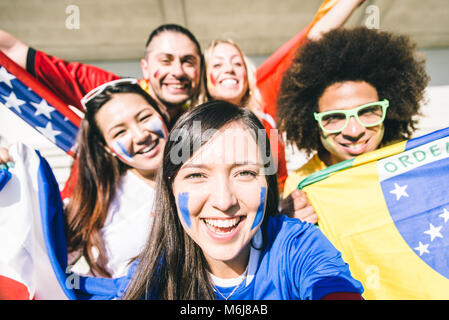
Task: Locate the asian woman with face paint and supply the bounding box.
[62,79,169,278]
[122,100,363,300]
[0,80,169,299]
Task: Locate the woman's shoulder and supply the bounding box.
[265,214,320,245]
[264,214,340,260]
[262,215,364,299]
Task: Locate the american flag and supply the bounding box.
[0,53,127,299]
[0,51,81,156]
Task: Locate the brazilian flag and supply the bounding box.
[299,126,449,299]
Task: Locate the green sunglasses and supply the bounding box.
[314,99,389,134]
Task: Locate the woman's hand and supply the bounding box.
[280,189,318,224]
[0,147,13,191]
[0,147,14,170]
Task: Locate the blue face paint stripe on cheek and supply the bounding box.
[149,116,168,140]
[112,140,133,160]
[251,187,267,230]
[177,192,191,228]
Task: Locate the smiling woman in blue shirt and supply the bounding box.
[122,100,364,300]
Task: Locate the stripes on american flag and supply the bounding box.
[0,51,81,156]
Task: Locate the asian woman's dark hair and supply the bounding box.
[123,100,279,299]
[65,82,167,277]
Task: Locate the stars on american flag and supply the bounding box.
[0,65,77,153]
[35,122,61,144]
[30,99,54,118]
[3,91,26,113]
[0,66,15,88]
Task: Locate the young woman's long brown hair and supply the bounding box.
[64,82,166,277]
[123,100,279,299]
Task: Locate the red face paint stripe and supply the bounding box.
[209,73,216,86]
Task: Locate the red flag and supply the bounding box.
[256,0,339,121]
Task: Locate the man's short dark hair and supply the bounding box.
[145,24,202,57]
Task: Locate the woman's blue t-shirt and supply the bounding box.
[77,215,363,300]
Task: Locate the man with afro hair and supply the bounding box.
[278,26,430,200]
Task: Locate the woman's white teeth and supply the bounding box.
[168,83,185,89]
[204,217,240,228]
[139,140,157,154]
[221,79,237,86]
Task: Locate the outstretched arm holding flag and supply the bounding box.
[308,0,365,40]
[0,30,28,70]
[0,30,118,112]
[256,0,365,221]
[256,0,366,124]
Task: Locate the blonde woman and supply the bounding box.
[203,39,288,193]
